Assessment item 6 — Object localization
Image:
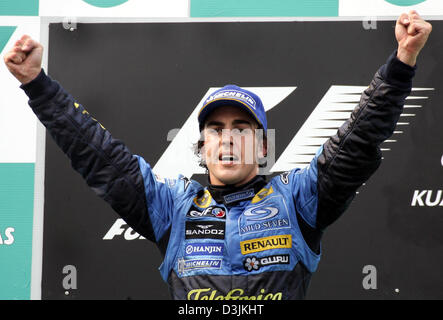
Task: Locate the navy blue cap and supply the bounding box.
[198,85,267,133]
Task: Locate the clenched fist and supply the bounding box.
[3,34,43,84]
[396,11,432,67]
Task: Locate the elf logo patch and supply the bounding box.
[187,206,226,219]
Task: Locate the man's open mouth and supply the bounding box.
[219,154,239,162]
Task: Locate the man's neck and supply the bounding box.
[206,175,267,207]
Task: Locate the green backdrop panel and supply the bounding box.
[0,163,35,299]
[191,0,339,17]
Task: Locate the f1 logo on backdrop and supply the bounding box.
[153,85,434,178]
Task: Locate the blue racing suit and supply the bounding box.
[21,51,415,299]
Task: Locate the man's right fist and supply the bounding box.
[3,35,43,84]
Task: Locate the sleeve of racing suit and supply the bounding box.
[20,69,173,244]
[281,51,416,253]
[312,51,416,230]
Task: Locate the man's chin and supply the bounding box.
[210,167,243,185]
[208,164,257,186]
[215,174,242,186]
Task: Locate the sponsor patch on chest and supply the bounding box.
[238,196,291,235]
[185,243,224,256]
[243,254,290,272]
[186,206,226,219]
[185,220,225,240]
[178,258,222,274]
[240,234,292,255]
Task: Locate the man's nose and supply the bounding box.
[221,129,234,145]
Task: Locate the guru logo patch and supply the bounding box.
[244,254,290,272]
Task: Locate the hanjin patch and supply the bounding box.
[185,243,224,256]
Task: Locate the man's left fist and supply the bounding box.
[396,11,432,67]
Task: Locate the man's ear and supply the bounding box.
[198,135,207,165]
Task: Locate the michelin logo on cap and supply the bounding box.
[205,90,257,110]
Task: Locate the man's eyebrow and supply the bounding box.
[205,120,225,127]
[205,119,253,127]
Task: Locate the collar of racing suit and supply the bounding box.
[206,175,268,207]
